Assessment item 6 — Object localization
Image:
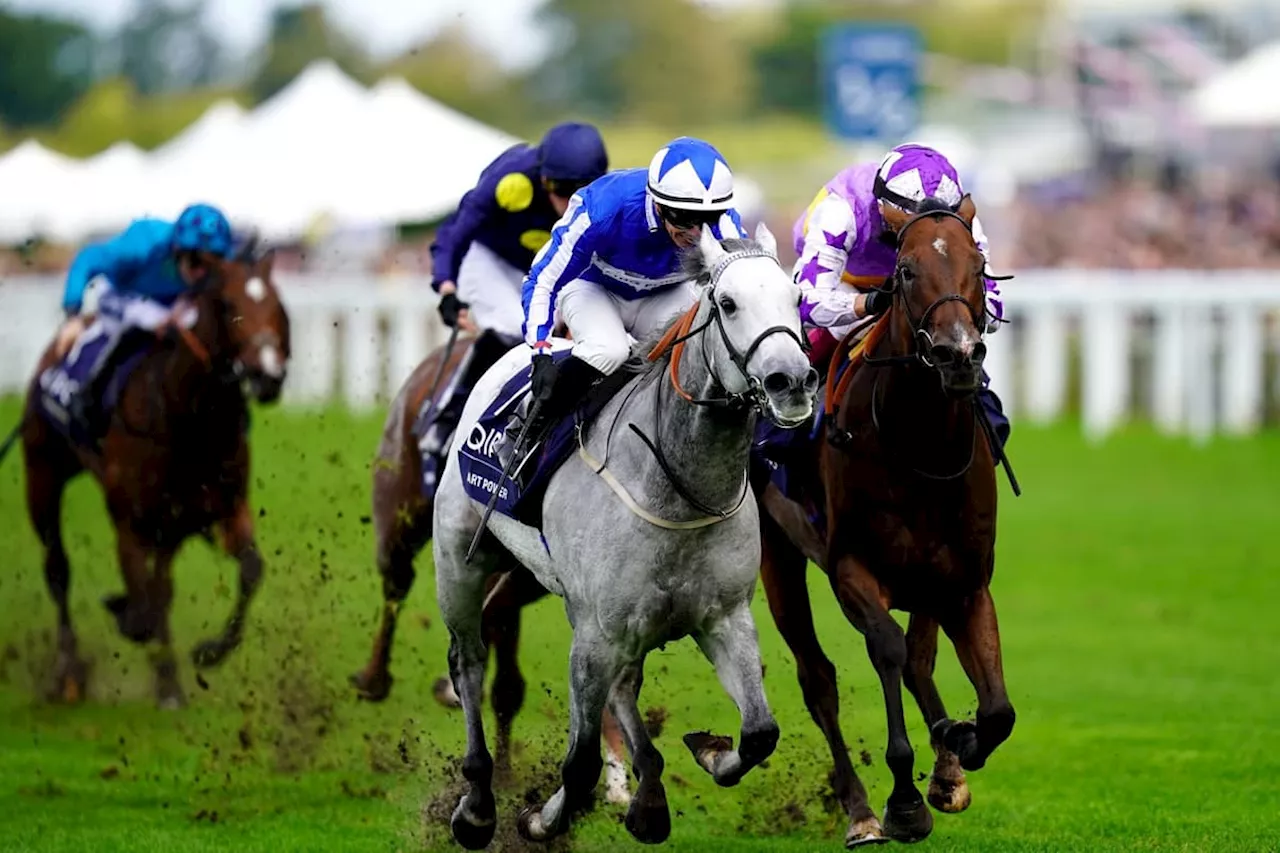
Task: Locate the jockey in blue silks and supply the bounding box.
[501,136,745,469]
[417,123,609,495]
[58,202,234,440]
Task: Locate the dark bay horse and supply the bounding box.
[756,195,1015,846]
[350,329,632,801]
[2,245,290,708]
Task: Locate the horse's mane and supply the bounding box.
[615,236,766,376]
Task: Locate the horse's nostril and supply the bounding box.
[972,341,988,364]
[762,372,792,396]
[931,343,958,365]
[803,368,819,392]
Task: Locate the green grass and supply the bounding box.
[1,398,1278,852]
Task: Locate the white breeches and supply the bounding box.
[557,279,698,374]
[455,242,528,340]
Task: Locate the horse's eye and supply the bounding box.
[897,266,915,285]
[719,295,737,315]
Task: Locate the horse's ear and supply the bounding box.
[698,225,727,269]
[754,221,778,258]
[956,194,977,227]
[257,247,276,275]
[237,232,260,263]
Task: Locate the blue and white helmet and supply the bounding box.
[646,137,734,212]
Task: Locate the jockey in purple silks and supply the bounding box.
[789,143,1010,449]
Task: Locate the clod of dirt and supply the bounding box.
[643,706,669,739]
[99,766,119,780]
[859,749,873,767]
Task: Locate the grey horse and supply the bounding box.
[432,224,819,847]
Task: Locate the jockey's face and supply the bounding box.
[176,250,217,286]
[657,205,721,249]
[543,178,586,217]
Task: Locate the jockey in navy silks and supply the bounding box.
[504,136,748,472]
[57,202,235,441]
[416,123,610,495]
[789,143,1011,449]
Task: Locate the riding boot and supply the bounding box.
[497,355,605,485]
[69,328,143,445]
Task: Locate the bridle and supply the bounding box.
[862,207,1009,372]
[648,246,809,417]
[580,245,813,526]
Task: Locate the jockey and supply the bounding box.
[792,143,1010,448]
[58,202,234,440]
[502,136,745,470]
[418,122,609,493]
[430,122,609,339]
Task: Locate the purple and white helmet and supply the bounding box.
[873,144,964,213]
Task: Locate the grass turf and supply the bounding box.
[0,398,1277,852]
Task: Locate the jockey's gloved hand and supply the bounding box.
[531,352,558,402]
[438,292,469,328]
[864,288,892,317]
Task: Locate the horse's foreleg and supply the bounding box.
[352,488,430,702]
[760,516,883,846]
[148,545,184,709]
[939,586,1015,772]
[105,523,159,644]
[191,499,262,668]
[485,566,542,774]
[904,613,970,814]
[25,442,87,703]
[683,602,779,789]
[833,554,932,844]
[608,659,668,843]
[602,708,631,806]
[518,628,614,842]
[435,527,499,850]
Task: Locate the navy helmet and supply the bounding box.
[538,122,608,191]
[173,203,233,257]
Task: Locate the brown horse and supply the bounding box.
[350,329,632,799]
[756,195,1015,846]
[4,245,290,708]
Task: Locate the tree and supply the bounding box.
[0,9,96,128]
[250,3,371,103]
[51,77,137,156]
[383,24,533,132]
[117,0,224,95]
[529,0,751,125]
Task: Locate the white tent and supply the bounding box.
[324,77,520,228]
[1187,39,1280,127]
[64,141,147,238]
[0,140,85,243]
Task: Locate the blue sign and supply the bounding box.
[821,24,922,141]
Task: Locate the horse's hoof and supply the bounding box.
[682,730,734,781]
[191,640,228,669]
[433,676,462,709]
[350,669,392,702]
[516,805,556,842]
[882,796,934,844]
[103,595,153,644]
[927,774,971,814]
[845,815,891,848]
[46,656,89,704]
[624,781,670,844]
[157,691,187,711]
[937,719,983,771]
[450,797,496,850]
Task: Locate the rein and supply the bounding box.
[581,246,805,528]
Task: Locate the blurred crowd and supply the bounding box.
[1004,173,1280,270]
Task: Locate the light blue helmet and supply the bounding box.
[646,137,734,212]
[173,203,233,256]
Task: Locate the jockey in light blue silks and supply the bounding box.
[502,137,747,473]
[418,123,609,495]
[58,202,235,441]
[790,143,1011,449]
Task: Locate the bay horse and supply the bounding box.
[756,195,1015,846]
[1,243,290,708]
[349,327,633,801]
